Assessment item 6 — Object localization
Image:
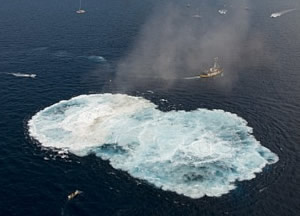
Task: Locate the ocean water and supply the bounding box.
[0,0,300,215]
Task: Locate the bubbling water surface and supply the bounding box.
[28,94,278,198]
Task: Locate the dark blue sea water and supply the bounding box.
[0,0,300,215]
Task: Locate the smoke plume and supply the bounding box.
[114,0,259,89]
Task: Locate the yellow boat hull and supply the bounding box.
[200,69,223,78]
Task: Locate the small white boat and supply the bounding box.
[10,73,37,78]
[192,14,202,19]
[68,190,83,200]
[192,8,201,19]
[218,9,227,15]
[270,9,297,18]
[76,0,86,14]
[76,9,86,14]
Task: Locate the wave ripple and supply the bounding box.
[28,94,278,198]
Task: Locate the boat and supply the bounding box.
[10,73,37,78]
[67,190,82,200]
[192,14,202,18]
[76,0,86,14]
[192,8,201,18]
[218,9,227,15]
[76,9,86,14]
[200,57,223,78]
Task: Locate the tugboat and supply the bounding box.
[200,57,223,78]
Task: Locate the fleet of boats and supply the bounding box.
[19,2,294,81]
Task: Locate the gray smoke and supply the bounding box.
[114,0,261,88]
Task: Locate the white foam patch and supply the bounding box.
[28,94,278,198]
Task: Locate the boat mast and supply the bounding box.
[213,57,219,69]
[79,0,82,10]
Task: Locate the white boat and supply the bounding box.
[76,9,86,14]
[218,9,227,15]
[270,9,297,18]
[76,0,86,14]
[192,14,202,18]
[10,73,37,78]
[192,8,201,19]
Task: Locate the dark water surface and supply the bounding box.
[0,0,299,215]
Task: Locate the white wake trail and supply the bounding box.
[184,76,201,80]
[270,8,297,18]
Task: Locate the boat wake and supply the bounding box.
[87,55,106,63]
[28,94,278,198]
[270,8,297,18]
[184,76,201,80]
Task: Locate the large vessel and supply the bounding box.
[200,57,223,78]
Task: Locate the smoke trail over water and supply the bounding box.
[114,0,258,89]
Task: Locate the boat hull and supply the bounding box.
[76,10,86,14]
[200,69,223,78]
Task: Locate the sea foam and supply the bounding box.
[28,94,278,198]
